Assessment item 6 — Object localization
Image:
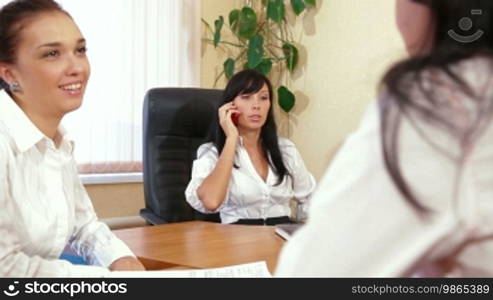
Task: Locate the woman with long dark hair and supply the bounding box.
[276,0,493,276]
[185,70,316,225]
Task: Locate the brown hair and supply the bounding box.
[0,0,69,90]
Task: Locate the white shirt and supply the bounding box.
[185,137,316,224]
[275,57,493,277]
[0,91,135,277]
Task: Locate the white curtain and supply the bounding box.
[55,0,202,173]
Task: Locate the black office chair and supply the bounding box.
[140,88,222,225]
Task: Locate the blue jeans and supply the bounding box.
[59,253,87,265]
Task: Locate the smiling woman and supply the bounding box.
[0,0,144,277]
[1,11,90,131]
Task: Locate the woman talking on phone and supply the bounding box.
[185,70,316,225]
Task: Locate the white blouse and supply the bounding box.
[275,58,493,277]
[0,91,135,277]
[185,137,316,224]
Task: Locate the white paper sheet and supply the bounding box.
[107,261,272,278]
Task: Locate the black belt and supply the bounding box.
[232,216,294,226]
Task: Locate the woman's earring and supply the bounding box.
[9,81,22,93]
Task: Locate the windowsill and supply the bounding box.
[80,172,143,185]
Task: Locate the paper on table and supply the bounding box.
[274,223,303,241]
[107,261,272,278]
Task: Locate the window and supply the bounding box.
[56,0,201,175]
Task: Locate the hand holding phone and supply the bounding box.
[219,102,239,137]
[231,112,239,126]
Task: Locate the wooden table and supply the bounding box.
[113,221,285,274]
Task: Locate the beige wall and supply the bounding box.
[86,183,144,219]
[201,0,406,180]
[201,0,242,88]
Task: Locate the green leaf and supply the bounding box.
[213,16,224,47]
[229,9,240,32]
[278,86,296,113]
[247,35,264,68]
[305,0,316,6]
[223,58,235,79]
[254,58,273,75]
[282,42,299,71]
[291,0,306,15]
[238,7,257,39]
[267,0,285,23]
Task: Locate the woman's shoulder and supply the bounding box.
[0,127,11,167]
[196,142,218,158]
[423,55,493,93]
[453,55,493,73]
[277,137,296,149]
[450,55,493,87]
[277,137,302,157]
[0,125,11,153]
[384,55,493,118]
[394,55,493,91]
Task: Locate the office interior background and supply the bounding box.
[0,0,406,228]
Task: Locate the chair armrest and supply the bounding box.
[139,208,169,225]
[102,215,147,230]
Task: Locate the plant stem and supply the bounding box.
[213,70,226,88]
[256,21,267,35]
[267,22,285,43]
[201,18,214,36]
[203,39,244,48]
[268,44,284,50]
[213,50,247,87]
[266,47,282,61]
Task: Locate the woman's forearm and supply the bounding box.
[197,136,238,211]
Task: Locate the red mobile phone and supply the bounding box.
[232,112,239,126]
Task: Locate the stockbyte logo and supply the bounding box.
[3,281,20,297]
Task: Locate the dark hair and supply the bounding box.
[0,0,68,91]
[209,69,290,185]
[380,0,493,213]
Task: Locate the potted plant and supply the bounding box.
[203,0,317,113]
